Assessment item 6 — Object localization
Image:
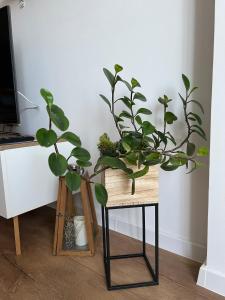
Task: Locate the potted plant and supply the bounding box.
[36,64,208,206]
[92,64,208,206]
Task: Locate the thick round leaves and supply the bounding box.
[48,153,68,176]
[47,104,69,131]
[61,132,81,147]
[95,183,108,206]
[71,147,91,162]
[36,128,57,147]
[65,172,81,192]
[40,89,53,105]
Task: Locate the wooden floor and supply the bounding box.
[0,207,224,300]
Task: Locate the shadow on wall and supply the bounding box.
[189,0,214,260]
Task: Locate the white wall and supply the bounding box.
[197,0,225,296]
[8,0,214,261]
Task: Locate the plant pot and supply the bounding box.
[102,165,159,207]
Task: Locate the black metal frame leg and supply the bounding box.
[101,203,159,290]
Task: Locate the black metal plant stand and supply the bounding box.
[101,203,159,290]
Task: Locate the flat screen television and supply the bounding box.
[0,6,19,124]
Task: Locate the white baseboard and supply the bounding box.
[197,263,225,297]
[97,211,206,263]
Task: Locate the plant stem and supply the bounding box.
[89,166,109,179]
[130,91,138,132]
[111,76,122,138]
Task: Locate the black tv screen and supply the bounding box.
[0,6,19,124]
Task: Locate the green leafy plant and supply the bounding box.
[36,89,108,206]
[36,65,208,206]
[94,64,208,194]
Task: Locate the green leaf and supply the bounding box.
[125,152,138,165]
[65,172,81,192]
[144,152,162,166]
[135,115,142,125]
[114,64,123,73]
[128,166,149,179]
[121,79,132,91]
[188,112,202,125]
[71,147,91,162]
[95,183,108,206]
[36,128,57,147]
[99,156,127,170]
[119,110,132,119]
[178,93,186,105]
[197,146,209,157]
[122,141,131,152]
[158,95,172,107]
[48,153,68,176]
[190,100,204,114]
[186,142,196,156]
[192,129,207,141]
[189,87,198,95]
[121,97,132,109]
[157,131,167,145]
[76,160,92,167]
[131,78,141,89]
[182,74,190,91]
[191,125,207,140]
[170,154,187,166]
[103,68,115,87]
[142,121,155,135]
[161,161,179,171]
[61,132,81,147]
[166,132,176,145]
[47,104,69,131]
[99,94,111,110]
[164,112,178,124]
[133,92,146,101]
[40,89,54,106]
[136,108,152,115]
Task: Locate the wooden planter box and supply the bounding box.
[102,165,159,207]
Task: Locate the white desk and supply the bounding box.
[0,140,72,254]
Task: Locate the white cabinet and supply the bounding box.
[0,141,72,219]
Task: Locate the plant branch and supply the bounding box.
[130,91,138,132]
[164,90,192,153]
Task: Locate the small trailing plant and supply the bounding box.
[36,89,108,205]
[36,64,208,206]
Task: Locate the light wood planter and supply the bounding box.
[102,165,159,207]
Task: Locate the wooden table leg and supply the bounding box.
[13,216,21,256]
